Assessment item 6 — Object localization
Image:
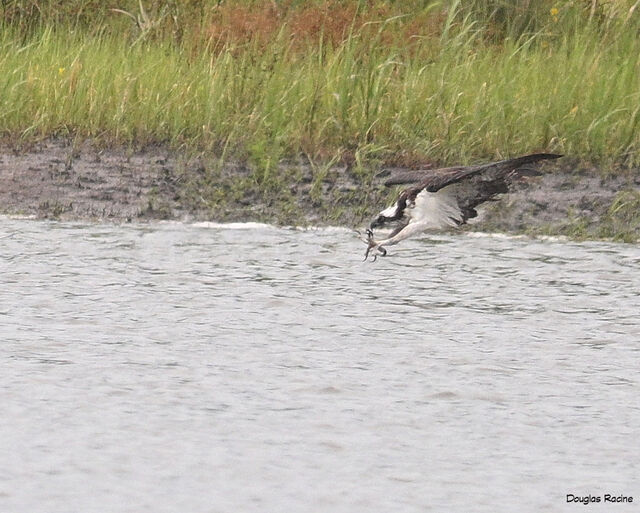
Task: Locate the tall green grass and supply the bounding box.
[1,1,640,167]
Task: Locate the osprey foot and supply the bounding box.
[363,229,387,261]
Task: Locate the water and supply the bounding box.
[1,219,639,512]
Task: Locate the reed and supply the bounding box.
[1,0,640,168]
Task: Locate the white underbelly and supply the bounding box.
[410,188,463,229]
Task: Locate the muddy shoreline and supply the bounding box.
[1,139,639,239]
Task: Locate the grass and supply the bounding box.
[1,0,640,169]
[0,1,639,238]
[595,189,640,242]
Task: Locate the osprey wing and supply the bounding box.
[381,153,561,189]
[367,153,562,249]
[412,153,562,194]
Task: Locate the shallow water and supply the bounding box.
[1,219,639,512]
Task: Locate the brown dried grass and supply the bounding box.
[203,1,444,50]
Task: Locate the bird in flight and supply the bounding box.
[363,153,562,260]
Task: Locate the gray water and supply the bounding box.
[1,219,639,513]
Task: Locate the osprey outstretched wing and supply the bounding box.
[364,153,562,260]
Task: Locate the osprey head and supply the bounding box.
[369,204,398,230]
[369,215,385,230]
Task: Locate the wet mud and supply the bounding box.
[1,139,638,238]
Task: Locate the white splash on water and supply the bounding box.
[190,221,279,231]
[190,221,351,233]
[464,231,569,243]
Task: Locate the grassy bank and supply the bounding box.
[1,1,639,240]
[1,0,640,170]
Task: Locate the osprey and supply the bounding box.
[364,153,562,260]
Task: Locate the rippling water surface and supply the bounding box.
[1,219,639,512]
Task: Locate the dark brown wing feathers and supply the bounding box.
[372,153,561,229]
[382,153,561,189]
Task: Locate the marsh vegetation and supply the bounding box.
[1,1,639,238]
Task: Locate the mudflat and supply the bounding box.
[0,139,637,238]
